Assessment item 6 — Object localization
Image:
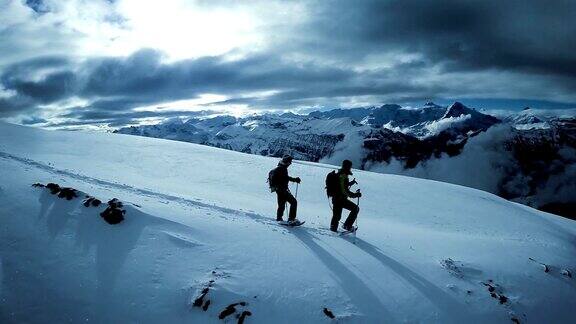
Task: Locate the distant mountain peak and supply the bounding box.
[424,101,441,108]
[443,102,472,119]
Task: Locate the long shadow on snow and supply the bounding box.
[290,229,395,322]
[342,236,479,322]
[33,188,200,322]
[37,189,81,239]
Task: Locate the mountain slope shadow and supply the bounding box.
[347,237,483,322]
[290,229,395,322]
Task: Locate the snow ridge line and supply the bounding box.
[0,151,285,228]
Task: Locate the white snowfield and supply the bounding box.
[0,122,575,323]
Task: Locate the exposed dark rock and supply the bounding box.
[528,257,550,273]
[202,300,210,311]
[237,310,252,324]
[100,198,125,224]
[57,187,78,200]
[499,295,508,304]
[218,302,247,320]
[482,281,509,305]
[193,287,210,307]
[83,196,102,207]
[34,182,77,200]
[323,307,335,319]
[46,183,60,194]
[218,304,237,319]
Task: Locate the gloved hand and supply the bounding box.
[356,192,362,198]
[350,178,358,186]
[295,177,301,184]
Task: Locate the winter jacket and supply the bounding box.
[274,165,298,191]
[337,171,358,199]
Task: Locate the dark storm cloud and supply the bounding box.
[2,48,429,120]
[6,71,76,103]
[303,0,576,76]
[211,81,444,108]
[62,108,213,121]
[0,96,36,117]
[50,108,215,128]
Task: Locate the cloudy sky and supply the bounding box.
[1,0,575,129]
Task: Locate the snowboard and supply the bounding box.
[278,220,306,227]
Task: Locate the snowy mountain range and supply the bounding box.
[115,103,576,219]
[115,102,499,162]
[1,122,575,323]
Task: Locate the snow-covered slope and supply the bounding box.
[1,122,575,323]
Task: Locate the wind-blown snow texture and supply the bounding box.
[1,122,575,323]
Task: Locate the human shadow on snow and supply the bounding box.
[343,236,484,322]
[290,229,396,322]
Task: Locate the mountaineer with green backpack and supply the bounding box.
[325,159,361,233]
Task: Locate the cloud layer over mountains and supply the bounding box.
[1,0,575,127]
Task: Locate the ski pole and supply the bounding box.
[355,191,360,244]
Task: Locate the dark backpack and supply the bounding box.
[267,167,278,192]
[325,170,339,197]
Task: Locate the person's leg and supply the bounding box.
[330,198,343,232]
[342,199,359,229]
[276,191,287,221]
[285,191,298,221]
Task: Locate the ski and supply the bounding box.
[339,226,358,236]
[278,220,306,227]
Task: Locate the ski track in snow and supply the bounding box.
[0,150,335,238]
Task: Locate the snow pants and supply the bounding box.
[331,198,359,231]
[276,190,297,221]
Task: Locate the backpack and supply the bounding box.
[267,167,278,192]
[325,170,339,197]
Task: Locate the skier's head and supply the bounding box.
[341,159,353,175]
[279,154,293,167]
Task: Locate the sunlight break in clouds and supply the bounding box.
[112,0,264,61]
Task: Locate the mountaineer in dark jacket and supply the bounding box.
[272,155,301,223]
[330,159,361,232]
